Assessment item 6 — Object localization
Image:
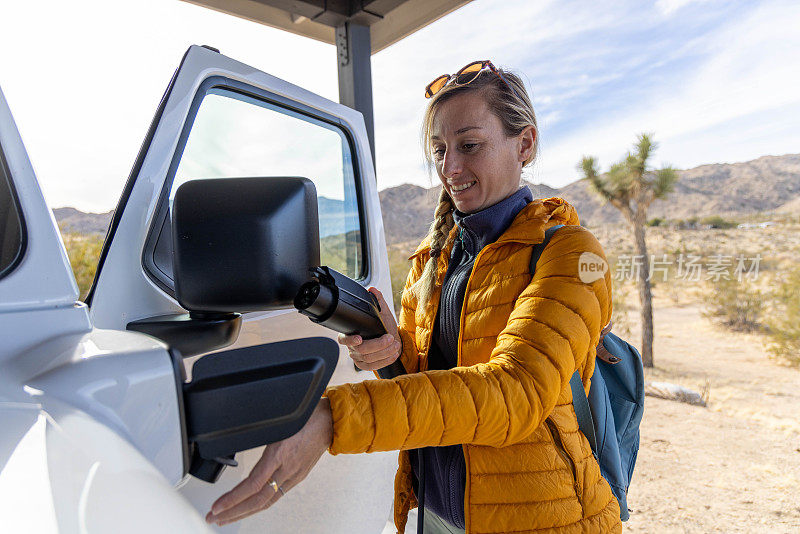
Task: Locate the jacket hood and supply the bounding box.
[410,196,580,260]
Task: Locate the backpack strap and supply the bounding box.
[596,321,620,364]
[528,224,565,272]
[529,223,599,454]
[569,371,598,453]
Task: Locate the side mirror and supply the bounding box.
[127,177,320,357]
[172,176,321,313]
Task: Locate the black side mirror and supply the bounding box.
[128,177,321,357]
[172,176,321,313]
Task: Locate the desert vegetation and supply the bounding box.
[764,267,800,367]
[704,276,765,333]
[580,133,678,367]
[593,214,800,368]
[61,232,103,300]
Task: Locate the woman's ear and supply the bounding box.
[518,126,536,164]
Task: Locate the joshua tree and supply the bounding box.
[580,133,677,368]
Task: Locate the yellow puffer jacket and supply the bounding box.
[324,197,621,533]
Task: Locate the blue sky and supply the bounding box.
[373,0,800,190]
[0,0,798,212]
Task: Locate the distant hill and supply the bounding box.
[52,196,356,238]
[53,207,113,235]
[559,153,800,226]
[317,196,360,238]
[54,153,800,247]
[380,153,800,245]
[379,181,560,246]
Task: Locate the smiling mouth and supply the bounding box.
[450,180,477,193]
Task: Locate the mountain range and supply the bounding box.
[54,153,800,246]
[379,153,800,245]
[53,197,358,238]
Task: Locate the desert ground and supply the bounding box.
[621,298,800,533]
[563,221,800,532]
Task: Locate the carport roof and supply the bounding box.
[180,0,473,53]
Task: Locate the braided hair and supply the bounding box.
[412,187,455,305]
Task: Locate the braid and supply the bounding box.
[413,187,455,305]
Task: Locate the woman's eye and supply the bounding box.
[432,147,446,158]
[461,143,478,151]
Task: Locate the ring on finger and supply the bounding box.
[268,479,280,493]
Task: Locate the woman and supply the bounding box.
[206,61,621,533]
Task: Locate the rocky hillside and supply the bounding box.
[380,153,800,245]
[54,153,800,247]
[379,182,560,245]
[561,153,800,226]
[53,195,357,238]
[53,207,113,235]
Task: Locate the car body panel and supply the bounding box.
[0,402,211,534]
[0,86,77,313]
[25,328,185,482]
[1,83,195,529]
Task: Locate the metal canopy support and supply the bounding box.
[336,22,376,168]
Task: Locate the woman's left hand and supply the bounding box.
[205,397,333,526]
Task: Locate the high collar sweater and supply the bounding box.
[411,186,533,528]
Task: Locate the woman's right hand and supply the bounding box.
[337,287,402,372]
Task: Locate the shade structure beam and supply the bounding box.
[336,21,375,168]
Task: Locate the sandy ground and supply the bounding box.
[591,221,800,531]
[384,299,800,534]
[623,302,800,533]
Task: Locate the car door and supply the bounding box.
[86,45,397,533]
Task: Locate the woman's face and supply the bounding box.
[431,91,535,214]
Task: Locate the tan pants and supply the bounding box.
[422,509,465,534]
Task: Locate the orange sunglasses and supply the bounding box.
[424,60,518,99]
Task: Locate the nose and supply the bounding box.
[441,149,463,179]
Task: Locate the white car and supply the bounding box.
[0,45,397,533]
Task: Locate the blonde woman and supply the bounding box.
[207,61,621,534]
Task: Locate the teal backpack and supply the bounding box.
[530,224,645,521]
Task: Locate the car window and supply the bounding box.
[0,148,26,280]
[168,89,363,279]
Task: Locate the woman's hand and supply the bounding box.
[205,398,333,526]
[338,287,402,371]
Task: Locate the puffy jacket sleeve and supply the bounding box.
[324,225,612,454]
[396,253,425,374]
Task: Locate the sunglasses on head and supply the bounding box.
[424,60,519,99]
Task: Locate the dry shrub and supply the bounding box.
[61,232,103,300]
[387,246,413,315]
[610,275,633,338]
[703,276,764,332]
[764,268,800,366]
[699,215,738,229]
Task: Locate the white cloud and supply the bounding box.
[369,0,632,191]
[655,0,710,16]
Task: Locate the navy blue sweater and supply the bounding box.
[410,186,533,528]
